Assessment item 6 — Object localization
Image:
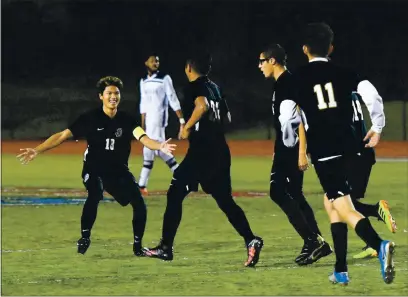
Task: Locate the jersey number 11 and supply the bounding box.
[314,82,337,110]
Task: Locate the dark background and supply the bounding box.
[2,0,408,139]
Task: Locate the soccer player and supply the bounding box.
[279,23,395,285]
[143,51,264,267]
[17,76,176,256]
[348,92,397,259]
[258,44,332,266]
[138,53,185,195]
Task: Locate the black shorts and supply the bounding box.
[346,154,373,199]
[270,151,303,195]
[313,155,351,200]
[172,148,231,196]
[81,168,141,207]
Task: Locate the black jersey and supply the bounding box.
[293,61,360,160]
[351,92,376,164]
[272,70,299,157]
[68,108,139,173]
[183,76,230,152]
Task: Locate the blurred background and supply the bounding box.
[2,0,408,140]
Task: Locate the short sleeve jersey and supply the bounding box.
[68,108,139,173]
[182,76,229,152]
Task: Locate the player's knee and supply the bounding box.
[269,183,286,205]
[130,196,146,212]
[167,183,188,204]
[143,160,154,169]
[212,192,236,210]
[85,194,102,206]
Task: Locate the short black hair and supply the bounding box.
[145,52,159,61]
[96,76,123,94]
[261,44,287,66]
[303,22,334,57]
[186,51,212,75]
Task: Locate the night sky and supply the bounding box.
[2,0,407,100]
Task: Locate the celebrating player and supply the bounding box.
[279,23,396,285]
[17,76,176,256]
[258,43,332,266]
[144,51,264,267]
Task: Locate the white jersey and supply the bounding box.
[139,71,181,140]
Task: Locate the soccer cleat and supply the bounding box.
[329,271,349,285]
[144,240,173,261]
[139,187,149,196]
[378,200,397,233]
[77,237,91,255]
[297,239,333,266]
[378,240,396,284]
[244,236,264,267]
[133,240,147,257]
[295,242,312,264]
[353,245,378,259]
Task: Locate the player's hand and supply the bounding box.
[159,138,177,155]
[178,124,185,140]
[17,148,38,165]
[363,130,381,148]
[180,126,191,140]
[298,152,309,171]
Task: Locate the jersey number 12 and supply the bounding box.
[314,82,337,110]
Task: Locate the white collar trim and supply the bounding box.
[309,57,329,63]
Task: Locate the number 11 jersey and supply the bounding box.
[293,60,361,160]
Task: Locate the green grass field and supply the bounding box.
[1,154,408,295]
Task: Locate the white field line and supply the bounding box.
[9,262,408,285]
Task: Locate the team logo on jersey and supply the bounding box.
[115,128,123,138]
[84,173,89,183]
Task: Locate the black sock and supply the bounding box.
[81,199,100,238]
[161,186,189,247]
[297,197,322,236]
[354,218,383,252]
[214,195,255,244]
[353,199,379,219]
[274,197,315,241]
[331,223,348,273]
[130,199,147,243]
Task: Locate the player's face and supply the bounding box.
[258,53,274,78]
[99,85,121,109]
[145,56,160,72]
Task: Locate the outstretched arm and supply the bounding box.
[17,129,73,164]
[133,127,176,155]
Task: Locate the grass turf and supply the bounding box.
[1,154,407,295]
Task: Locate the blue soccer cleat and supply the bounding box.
[329,271,349,285]
[378,240,396,284]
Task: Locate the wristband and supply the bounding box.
[179,118,186,125]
